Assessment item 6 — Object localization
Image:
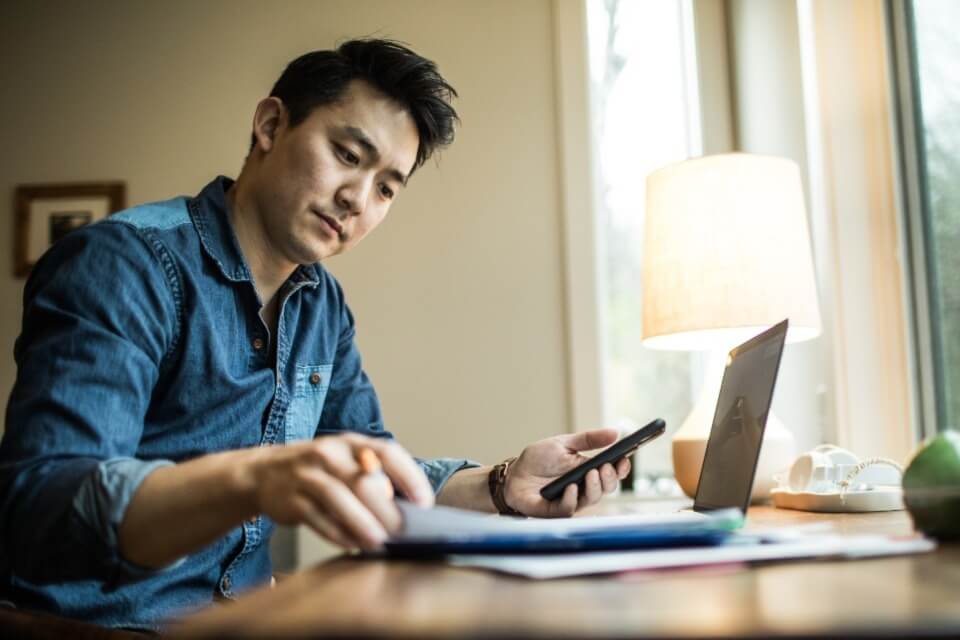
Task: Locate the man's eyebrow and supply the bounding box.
[344,126,409,186]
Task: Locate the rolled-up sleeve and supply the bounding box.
[415,457,480,494]
[71,458,185,580]
[0,222,179,585]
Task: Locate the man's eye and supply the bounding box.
[338,146,360,166]
[379,184,395,200]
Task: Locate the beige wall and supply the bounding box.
[0,0,570,464]
[2,0,571,567]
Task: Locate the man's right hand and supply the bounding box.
[119,434,432,568]
[246,434,434,550]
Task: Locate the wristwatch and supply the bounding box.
[488,456,524,517]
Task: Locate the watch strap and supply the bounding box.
[488,457,524,517]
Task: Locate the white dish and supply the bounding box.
[770,486,904,512]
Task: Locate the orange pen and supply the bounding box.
[358,447,394,499]
[358,447,383,474]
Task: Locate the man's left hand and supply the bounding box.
[503,428,630,517]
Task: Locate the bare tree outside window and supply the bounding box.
[587,0,699,481]
[910,0,960,430]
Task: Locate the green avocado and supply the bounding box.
[903,430,960,541]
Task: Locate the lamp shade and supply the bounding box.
[641,153,821,350]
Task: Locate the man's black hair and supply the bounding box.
[255,38,459,173]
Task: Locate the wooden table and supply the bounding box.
[176,500,960,638]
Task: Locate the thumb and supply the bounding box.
[559,428,619,453]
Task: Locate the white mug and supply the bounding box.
[786,445,860,493]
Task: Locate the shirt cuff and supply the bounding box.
[415,457,481,495]
[71,457,185,582]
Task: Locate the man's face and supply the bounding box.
[249,80,419,266]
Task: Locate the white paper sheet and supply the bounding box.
[394,500,737,541]
[447,534,936,579]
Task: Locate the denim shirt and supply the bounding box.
[0,176,475,630]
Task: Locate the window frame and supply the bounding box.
[552,0,606,433]
[794,0,916,460]
[551,0,720,436]
[887,0,945,439]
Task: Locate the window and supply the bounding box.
[893,0,960,434]
[586,0,701,478]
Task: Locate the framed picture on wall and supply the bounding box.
[14,182,126,278]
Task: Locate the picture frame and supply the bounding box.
[14,181,126,278]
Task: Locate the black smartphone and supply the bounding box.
[539,419,666,501]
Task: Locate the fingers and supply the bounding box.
[352,471,402,533]
[307,434,427,520]
[364,439,434,508]
[615,456,631,480]
[293,495,355,549]
[559,465,619,512]
[305,436,430,542]
[258,437,427,549]
[307,438,398,532]
[538,460,624,517]
[545,482,579,517]
[579,468,603,508]
[298,466,389,550]
[559,428,619,453]
[306,436,362,477]
[599,463,619,493]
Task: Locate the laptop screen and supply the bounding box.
[693,319,788,513]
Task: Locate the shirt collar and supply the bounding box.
[189,176,321,287]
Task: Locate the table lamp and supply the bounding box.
[641,153,821,501]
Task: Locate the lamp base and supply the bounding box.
[671,351,796,502]
[673,413,796,501]
[672,436,707,499]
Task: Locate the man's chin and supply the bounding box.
[296,243,340,264]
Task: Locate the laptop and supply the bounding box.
[589,316,789,522]
[691,318,789,514]
[385,320,789,554]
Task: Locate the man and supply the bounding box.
[0,39,628,631]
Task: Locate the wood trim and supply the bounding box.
[800,0,915,460]
[692,0,735,155]
[887,0,939,440]
[551,0,605,433]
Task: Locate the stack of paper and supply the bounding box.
[387,501,935,578]
[387,501,742,555]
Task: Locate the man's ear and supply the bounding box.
[251,97,286,154]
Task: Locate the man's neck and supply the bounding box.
[225,176,295,311]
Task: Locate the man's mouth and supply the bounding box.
[312,209,345,239]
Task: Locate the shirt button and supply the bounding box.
[252,337,264,351]
[222,576,232,591]
[309,372,322,385]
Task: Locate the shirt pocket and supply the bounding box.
[284,363,334,442]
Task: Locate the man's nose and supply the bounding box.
[335,177,373,217]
